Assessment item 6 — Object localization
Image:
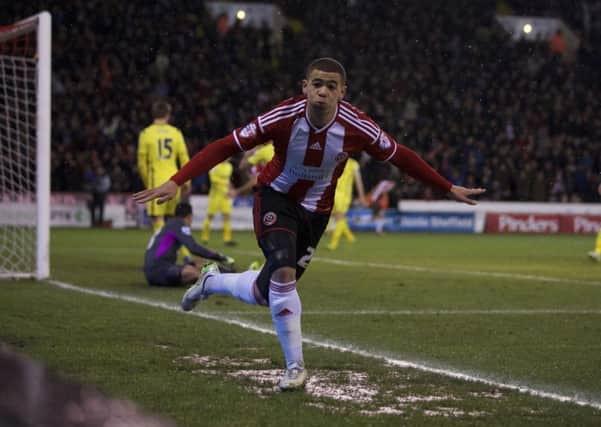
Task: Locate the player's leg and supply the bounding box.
[188,266,260,306]
[144,264,184,287]
[589,228,601,261]
[180,264,200,285]
[181,189,271,308]
[270,207,327,389]
[202,192,219,243]
[259,231,303,385]
[222,197,235,245]
[373,193,389,235]
[201,214,214,243]
[294,208,329,283]
[328,212,344,249]
[253,187,307,388]
[341,213,355,243]
[328,194,345,249]
[147,198,166,234]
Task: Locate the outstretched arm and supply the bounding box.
[176,224,228,262]
[388,144,485,205]
[132,135,239,204]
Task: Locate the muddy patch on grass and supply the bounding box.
[176,354,494,419]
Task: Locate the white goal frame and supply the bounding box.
[0,12,51,279]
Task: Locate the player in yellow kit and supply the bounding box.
[202,160,236,245]
[588,183,601,262]
[327,156,367,250]
[137,101,190,234]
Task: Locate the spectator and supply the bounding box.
[550,29,566,57]
[89,166,111,227]
[4,0,600,203]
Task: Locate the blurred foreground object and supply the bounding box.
[0,343,176,427]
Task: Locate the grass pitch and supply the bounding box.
[1,228,601,426]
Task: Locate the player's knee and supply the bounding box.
[268,247,296,271]
[271,266,295,283]
[255,247,296,301]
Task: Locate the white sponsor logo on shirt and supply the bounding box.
[288,165,330,181]
[309,141,322,150]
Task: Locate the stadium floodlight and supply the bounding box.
[523,23,533,34]
[0,12,51,280]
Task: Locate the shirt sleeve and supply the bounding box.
[170,135,240,186]
[363,131,396,162]
[388,142,452,193]
[232,118,270,152]
[363,130,451,193]
[234,97,305,151]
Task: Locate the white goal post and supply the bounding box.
[0,12,51,279]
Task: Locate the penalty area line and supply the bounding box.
[46,279,601,411]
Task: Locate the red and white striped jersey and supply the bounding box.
[232,95,398,213]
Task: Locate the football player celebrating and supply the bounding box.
[133,58,485,390]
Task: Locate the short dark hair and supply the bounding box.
[305,57,347,84]
[152,100,172,119]
[175,202,192,218]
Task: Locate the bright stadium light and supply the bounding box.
[523,23,532,34]
[236,9,246,20]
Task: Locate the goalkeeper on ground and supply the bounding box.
[144,202,235,286]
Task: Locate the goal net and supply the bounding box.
[0,12,51,279]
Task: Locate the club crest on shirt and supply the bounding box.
[263,211,277,226]
[335,152,349,163]
[240,122,257,138]
[378,133,391,150]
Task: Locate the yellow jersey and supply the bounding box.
[209,161,233,197]
[248,143,274,166]
[137,124,189,188]
[336,158,359,199]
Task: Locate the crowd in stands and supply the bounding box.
[4,0,600,203]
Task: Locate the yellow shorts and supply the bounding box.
[146,188,181,217]
[207,193,232,216]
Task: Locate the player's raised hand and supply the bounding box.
[448,185,486,205]
[132,180,179,204]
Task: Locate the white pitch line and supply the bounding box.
[204,309,601,316]
[46,279,601,411]
[230,249,601,287]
